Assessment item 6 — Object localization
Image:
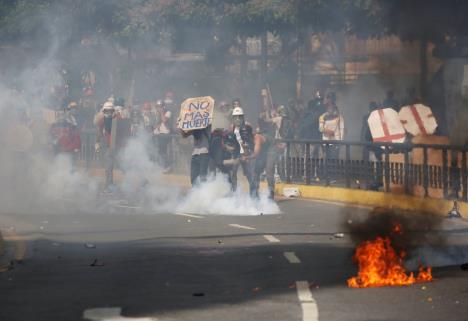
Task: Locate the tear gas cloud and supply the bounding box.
[0,3,280,217]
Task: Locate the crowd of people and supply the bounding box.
[40,79,423,197]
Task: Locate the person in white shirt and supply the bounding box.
[319,92,344,161]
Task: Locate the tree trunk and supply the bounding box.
[296,42,303,100]
[419,35,428,102]
[261,31,268,84]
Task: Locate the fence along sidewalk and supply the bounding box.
[278,139,468,202]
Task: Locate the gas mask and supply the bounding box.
[233,115,244,127]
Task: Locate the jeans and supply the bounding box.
[102,146,115,187]
[232,159,254,194]
[191,153,210,186]
[155,134,171,168]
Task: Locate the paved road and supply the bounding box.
[0,198,467,321]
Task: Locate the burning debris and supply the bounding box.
[347,231,433,288]
[345,208,443,288]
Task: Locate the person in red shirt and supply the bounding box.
[49,103,81,161]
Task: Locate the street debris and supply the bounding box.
[192,293,205,297]
[39,226,45,230]
[421,286,427,290]
[427,297,433,303]
[187,219,191,223]
[447,201,462,218]
[52,242,61,247]
[85,243,96,249]
[282,187,300,198]
[90,259,105,267]
[217,239,223,244]
[334,233,345,238]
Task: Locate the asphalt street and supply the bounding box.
[0,198,467,321]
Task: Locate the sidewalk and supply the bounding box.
[275,182,468,218]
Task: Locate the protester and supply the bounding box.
[299,90,325,158]
[153,99,172,173]
[230,102,255,193]
[49,103,81,159]
[319,92,344,160]
[180,125,212,186]
[246,119,273,199]
[382,90,399,109]
[361,101,383,190]
[401,87,420,107]
[209,128,240,191]
[94,100,122,190]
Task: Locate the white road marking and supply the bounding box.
[263,234,280,243]
[296,281,314,301]
[174,212,204,219]
[295,281,319,321]
[284,251,301,264]
[228,224,256,230]
[83,307,158,321]
[115,205,142,209]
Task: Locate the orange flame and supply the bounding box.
[348,236,433,288]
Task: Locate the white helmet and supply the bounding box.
[232,106,244,116]
[102,101,114,111]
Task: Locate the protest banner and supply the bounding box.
[178,96,214,131]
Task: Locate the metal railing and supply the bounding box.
[78,131,468,202]
[277,139,468,202]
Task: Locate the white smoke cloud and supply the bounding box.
[117,131,280,216]
[177,174,281,216]
[118,131,181,212]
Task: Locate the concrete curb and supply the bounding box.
[86,167,465,217]
[275,183,468,218]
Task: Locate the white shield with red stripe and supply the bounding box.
[368,108,406,143]
[398,104,437,136]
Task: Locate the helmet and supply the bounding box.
[232,106,244,116]
[102,101,114,111]
[277,105,288,117]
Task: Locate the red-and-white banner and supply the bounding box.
[368,108,406,143]
[398,104,437,136]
